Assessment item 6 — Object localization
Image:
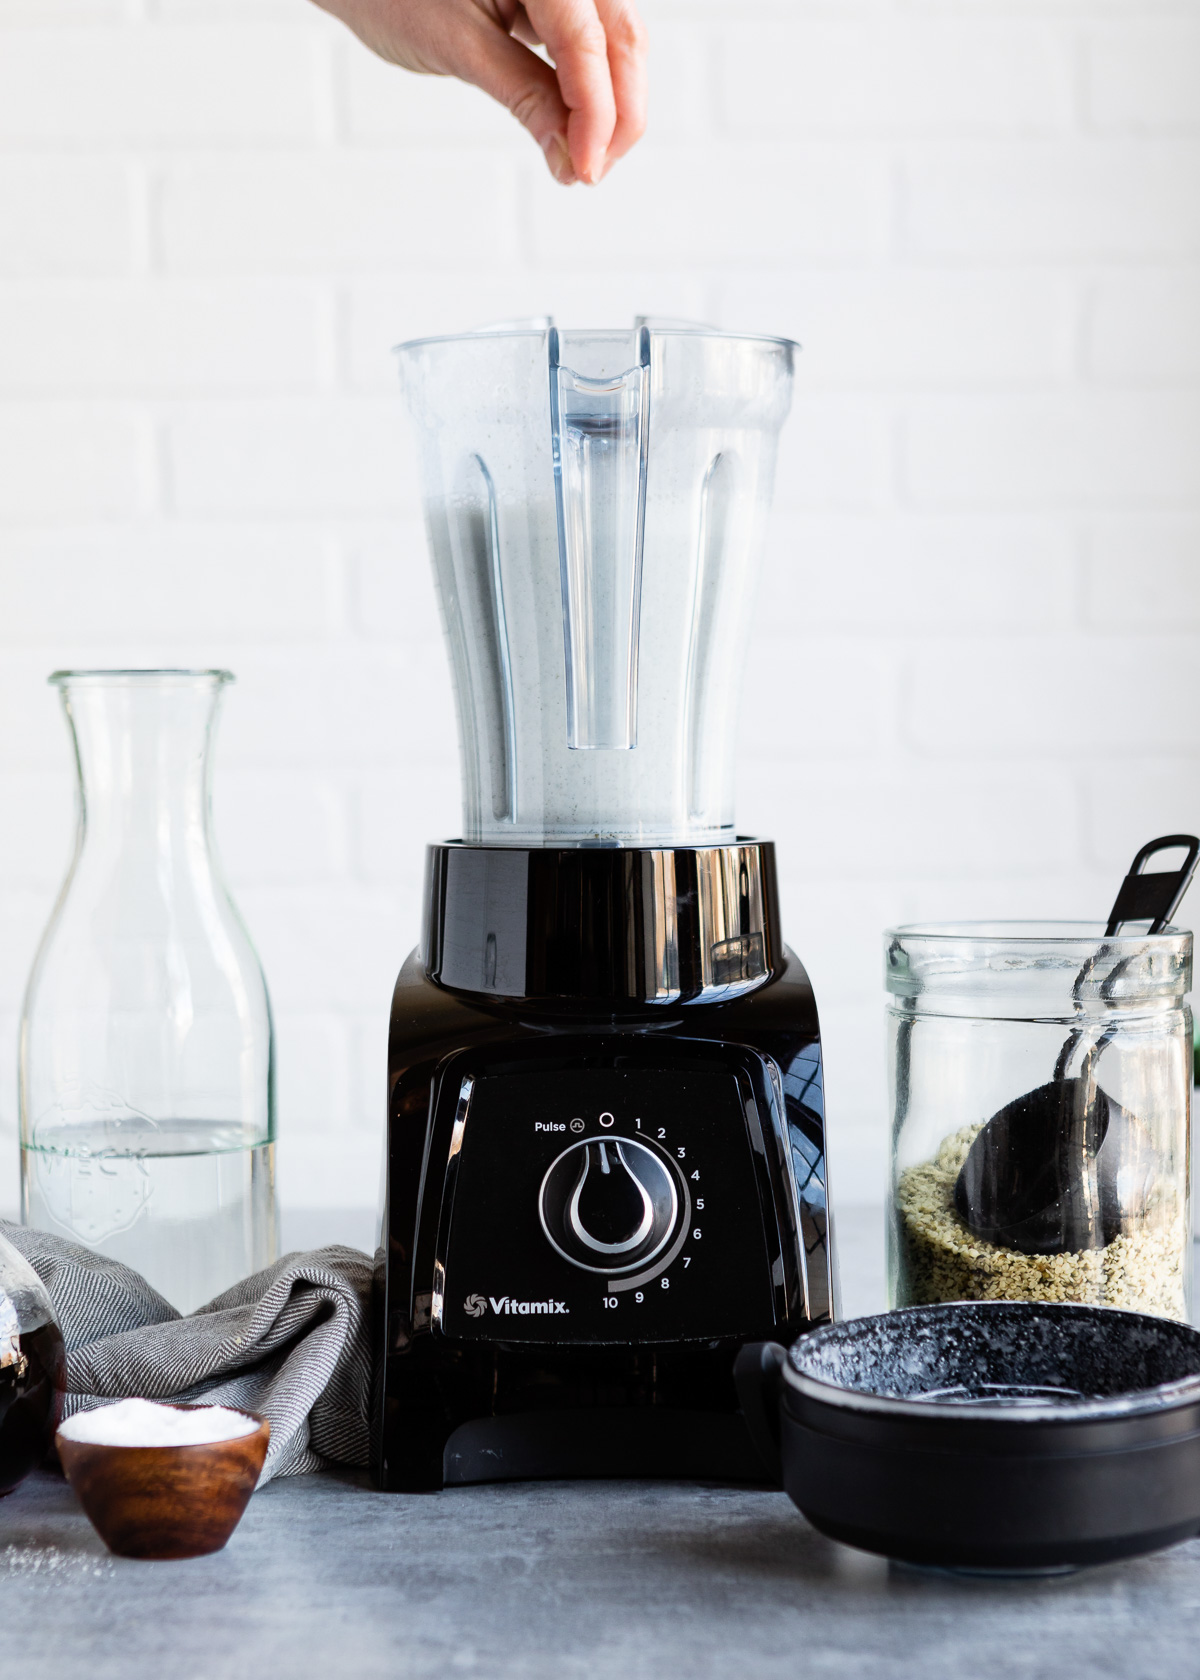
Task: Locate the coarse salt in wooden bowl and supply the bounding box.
[56,1398,270,1560]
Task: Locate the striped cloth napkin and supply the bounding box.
[2,1222,373,1485]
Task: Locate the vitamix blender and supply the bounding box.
[371,322,832,1491]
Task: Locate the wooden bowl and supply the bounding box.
[56,1404,270,1560]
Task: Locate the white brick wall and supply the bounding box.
[0,0,1198,1218]
[0,25,321,141]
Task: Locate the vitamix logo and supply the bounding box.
[464,1294,569,1317]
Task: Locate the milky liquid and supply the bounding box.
[22,1119,276,1315]
[424,477,755,847]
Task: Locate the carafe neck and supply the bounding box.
[54,670,231,865]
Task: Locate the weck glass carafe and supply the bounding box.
[19,670,276,1313]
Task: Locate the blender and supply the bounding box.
[371,321,833,1491]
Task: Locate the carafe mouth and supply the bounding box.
[50,669,233,687]
[49,667,236,866]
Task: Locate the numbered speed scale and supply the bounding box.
[370,323,834,1491]
[442,1066,773,1340]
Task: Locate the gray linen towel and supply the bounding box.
[1,1222,374,1485]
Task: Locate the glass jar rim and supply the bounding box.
[885,919,1192,1006]
[49,668,234,687]
[887,919,1191,947]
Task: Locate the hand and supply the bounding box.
[313,0,648,185]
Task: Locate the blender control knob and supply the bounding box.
[539,1138,679,1273]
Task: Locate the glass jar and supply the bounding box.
[19,670,276,1314]
[887,922,1192,1322]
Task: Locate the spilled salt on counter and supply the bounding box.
[58,1398,259,1447]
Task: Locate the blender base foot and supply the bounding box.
[442,1407,770,1487]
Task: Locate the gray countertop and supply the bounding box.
[7,1207,1200,1680]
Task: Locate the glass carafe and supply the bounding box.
[398,321,795,847]
[19,670,276,1313]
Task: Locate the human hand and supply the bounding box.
[312,0,648,185]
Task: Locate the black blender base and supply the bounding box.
[443,1408,770,1486]
[373,842,834,1494]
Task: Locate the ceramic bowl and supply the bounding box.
[735,1301,1200,1572]
[56,1404,270,1560]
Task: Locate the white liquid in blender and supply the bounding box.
[22,1118,276,1314]
[426,482,754,846]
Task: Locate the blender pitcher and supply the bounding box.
[398,321,795,846]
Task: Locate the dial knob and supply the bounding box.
[539,1137,679,1274]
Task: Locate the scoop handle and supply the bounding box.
[1104,835,1200,936]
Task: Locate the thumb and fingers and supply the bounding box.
[447,0,623,185]
[439,17,583,183]
[502,0,648,181]
[520,0,615,185]
[589,0,648,173]
[314,0,647,186]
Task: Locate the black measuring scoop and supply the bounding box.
[955,835,1200,1256]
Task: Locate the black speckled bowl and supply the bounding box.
[735,1302,1200,1572]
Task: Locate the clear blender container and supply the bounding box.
[397,322,795,847]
